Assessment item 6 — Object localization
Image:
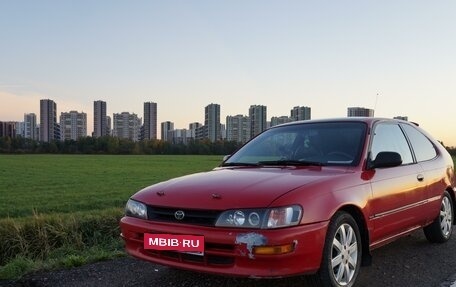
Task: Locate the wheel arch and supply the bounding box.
[337,204,372,266]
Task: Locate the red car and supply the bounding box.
[120,118,455,287]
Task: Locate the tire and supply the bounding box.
[318,211,362,287]
[424,191,454,243]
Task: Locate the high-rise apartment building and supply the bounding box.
[169,129,190,144]
[106,116,112,136]
[112,112,141,141]
[16,122,25,138]
[195,125,207,141]
[0,122,16,137]
[188,122,202,139]
[249,105,267,138]
[205,103,221,142]
[270,116,292,127]
[144,102,157,140]
[161,121,174,142]
[24,113,37,140]
[394,116,409,121]
[60,111,87,140]
[226,115,250,143]
[290,106,311,121]
[40,99,60,142]
[93,100,108,137]
[347,107,374,117]
[220,124,226,140]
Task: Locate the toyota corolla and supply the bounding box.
[120,118,455,287]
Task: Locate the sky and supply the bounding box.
[1,1,455,146]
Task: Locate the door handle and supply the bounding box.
[417,174,424,181]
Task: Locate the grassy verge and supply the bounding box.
[0,208,124,280]
[0,155,222,280]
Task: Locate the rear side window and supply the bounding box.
[370,123,414,165]
[401,124,437,162]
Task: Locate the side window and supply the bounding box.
[370,123,414,165]
[401,124,437,162]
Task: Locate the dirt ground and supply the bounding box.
[1,230,455,287]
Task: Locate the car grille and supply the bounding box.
[147,206,220,226]
[133,234,236,267]
[145,246,235,266]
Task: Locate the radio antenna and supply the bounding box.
[374,93,379,116]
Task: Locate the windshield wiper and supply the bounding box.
[221,162,260,167]
[258,160,325,166]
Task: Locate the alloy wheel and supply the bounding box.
[331,223,358,286]
[440,196,453,237]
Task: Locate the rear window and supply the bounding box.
[401,124,437,162]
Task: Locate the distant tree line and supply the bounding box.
[1,136,455,156]
[0,136,243,155]
[437,141,456,156]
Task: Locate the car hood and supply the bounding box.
[132,166,351,210]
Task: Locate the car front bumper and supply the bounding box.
[120,216,328,278]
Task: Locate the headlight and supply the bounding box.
[215,205,302,229]
[266,206,301,228]
[125,199,148,219]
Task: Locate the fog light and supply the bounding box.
[253,243,295,255]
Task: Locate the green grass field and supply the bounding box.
[0,154,223,218]
[0,154,222,279]
[2,155,454,218]
[0,154,455,280]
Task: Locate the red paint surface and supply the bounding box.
[120,118,456,278]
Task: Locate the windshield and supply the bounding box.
[223,121,367,167]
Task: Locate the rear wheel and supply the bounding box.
[318,211,362,287]
[424,191,453,243]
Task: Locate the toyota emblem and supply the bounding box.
[174,210,185,220]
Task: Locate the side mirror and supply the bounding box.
[222,155,231,162]
[369,151,402,169]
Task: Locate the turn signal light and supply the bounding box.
[253,243,295,255]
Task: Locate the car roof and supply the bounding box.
[273,117,412,128]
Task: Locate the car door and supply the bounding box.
[400,123,443,222]
[368,122,428,246]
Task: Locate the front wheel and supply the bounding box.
[424,191,454,243]
[318,211,362,287]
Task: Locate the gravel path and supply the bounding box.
[1,230,455,287]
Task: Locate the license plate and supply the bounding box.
[144,234,204,254]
